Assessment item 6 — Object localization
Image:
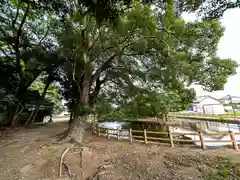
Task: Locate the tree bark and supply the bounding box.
[64,62,91,143]
[64,113,87,143]
[25,108,40,127]
[64,78,90,143]
[69,111,74,124]
[63,14,93,144]
[5,102,24,126]
[25,110,35,126]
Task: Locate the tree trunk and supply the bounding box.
[5,104,20,126]
[64,65,91,143]
[69,111,74,124]
[63,14,94,144]
[6,82,33,126]
[31,108,40,123]
[63,77,90,143]
[64,114,87,143]
[5,102,24,126]
[25,110,35,126]
[64,84,90,143]
[68,99,75,124]
[25,108,39,127]
[25,79,51,127]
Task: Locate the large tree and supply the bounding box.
[0,0,237,140]
[56,0,237,143]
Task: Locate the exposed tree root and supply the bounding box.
[55,131,66,139]
[87,163,115,180]
[80,148,83,169]
[80,147,84,179]
[60,147,70,177]
[63,162,72,178]
[59,146,88,179]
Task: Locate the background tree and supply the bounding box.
[0,0,66,125]
[29,74,65,114]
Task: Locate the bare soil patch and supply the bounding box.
[0,122,240,180]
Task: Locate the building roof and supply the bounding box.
[219,95,240,103]
[219,95,240,100]
[194,95,221,103]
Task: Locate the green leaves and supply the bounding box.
[104,87,196,119]
[1,0,237,122]
[197,57,237,91]
[0,88,17,113]
[29,80,64,114]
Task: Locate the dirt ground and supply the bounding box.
[0,122,240,180]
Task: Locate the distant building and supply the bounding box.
[219,95,240,104]
[187,95,225,114]
[219,95,240,112]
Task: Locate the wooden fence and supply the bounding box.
[91,123,240,151]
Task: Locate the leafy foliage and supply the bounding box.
[0,0,238,129]
[94,88,196,119]
[29,81,65,114]
[57,0,237,120]
[0,88,16,113]
[198,0,240,19]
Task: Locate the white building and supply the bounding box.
[187,96,225,114]
[219,95,240,104]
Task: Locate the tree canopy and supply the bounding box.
[0,0,238,142]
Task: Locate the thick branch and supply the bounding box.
[41,75,52,98]
[91,54,117,85]
[123,49,156,56]
[15,1,30,78]
[12,1,21,29]
[98,23,137,55]
[91,23,147,85]
[17,2,30,40]
[90,37,141,85]
[0,28,15,47]
[158,27,184,46]
[90,75,108,104]
[38,25,50,45]
[88,32,100,51]
[0,47,11,59]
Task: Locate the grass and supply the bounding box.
[174,112,240,120]
[199,156,240,180]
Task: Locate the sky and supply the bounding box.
[183,8,240,98]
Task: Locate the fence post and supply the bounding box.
[144,129,147,144]
[230,131,239,151]
[107,130,110,140]
[227,123,230,132]
[117,129,120,140]
[129,128,133,142]
[162,114,166,123]
[91,123,94,134]
[169,129,174,147]
[94,123,96,134]
[98,124,101,137]
[199,132,206,150]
